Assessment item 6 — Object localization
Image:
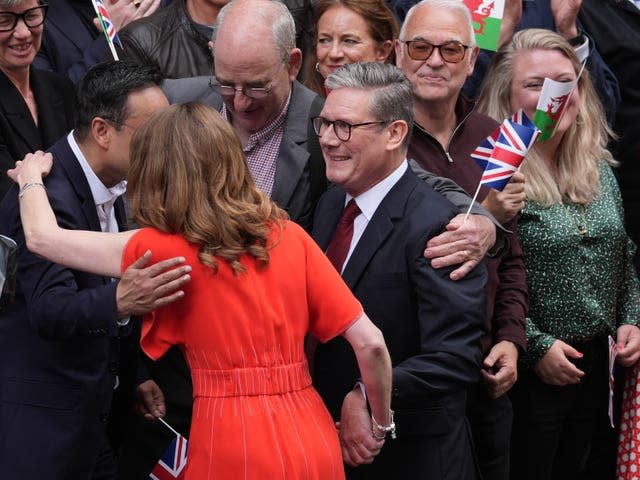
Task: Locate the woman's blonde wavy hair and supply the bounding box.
[127,102,287,274]
[477,28,616,206]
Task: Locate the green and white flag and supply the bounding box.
[463,0,505,51]
[533,77,576,142]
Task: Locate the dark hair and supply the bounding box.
[303,0,399,95]
[73,61,163,141]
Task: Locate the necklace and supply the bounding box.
[564,204,588,235]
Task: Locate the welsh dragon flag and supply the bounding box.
[462,0,505,51]
[533,77,576,142]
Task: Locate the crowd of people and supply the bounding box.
[0,0,638,479]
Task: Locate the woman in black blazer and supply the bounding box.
[0,0,74,202]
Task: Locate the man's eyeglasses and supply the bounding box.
[399,39,470,64]
[209,79,274,100]
[0,5,48,32]
[312,116,388,142]
[208,62,287,100]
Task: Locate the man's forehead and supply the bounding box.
[404,7,471,42]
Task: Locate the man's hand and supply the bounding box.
[135,379,165,421]
[116,251,191,317]
[424,213,496,281]
[93,0,161,32]
[534,340,585,385]
[481,340,519,398]
[551,0,581,39]
[617,324,640,367]
[338,387,384,467]
[480,172,525,225]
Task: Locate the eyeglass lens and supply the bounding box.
[0,6,47,32]
[405,40,467,63]
[313,118,354,141]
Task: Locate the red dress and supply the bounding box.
[122,221,362,479]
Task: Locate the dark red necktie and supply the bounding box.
[325,199,361,272]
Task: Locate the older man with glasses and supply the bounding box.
[396,1,529,480]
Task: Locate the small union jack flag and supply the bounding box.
[91,0,122,60]
[471,109,540,191]
[149,433,188,480]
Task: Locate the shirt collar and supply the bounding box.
[68,131,127,207]
[348,160,408,221]
[220,89,292,151]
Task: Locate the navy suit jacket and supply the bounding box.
[0,67,74,202]
[312,167,487,480]
[0,136,129,479]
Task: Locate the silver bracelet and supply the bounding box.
[371,409,396,440]
[18,182,46,199]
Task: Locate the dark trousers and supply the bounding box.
[467,381,513,480]
[510,338,610,480]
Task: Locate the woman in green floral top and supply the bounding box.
[478,29,640,480]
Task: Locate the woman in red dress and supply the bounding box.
[8,102,394,479]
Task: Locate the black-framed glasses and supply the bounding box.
[400,39,470,63]
[312,116,388,142]
[0,5,48,32]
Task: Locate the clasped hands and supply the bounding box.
[336,387,385,467]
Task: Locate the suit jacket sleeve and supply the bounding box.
[391,232,486,407]
[12,186,121,339]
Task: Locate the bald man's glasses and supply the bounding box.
[400,39,470,63]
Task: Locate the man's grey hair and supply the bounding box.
[400,0,476,47]
[326,62,414,149]
[212,0,296,63]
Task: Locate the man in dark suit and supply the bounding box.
[0,61,188,480]
[311,62,486,480]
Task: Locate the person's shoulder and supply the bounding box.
[31,67,74,91]
[120,2,180,36]
[162,76,216,105]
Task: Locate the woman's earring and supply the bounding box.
[315,62,320,73]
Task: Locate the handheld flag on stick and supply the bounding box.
[532,78,576,142]
[148,418,188,480]
[91,0,121,61]
[464,109,540,221]
[462,0,505,51]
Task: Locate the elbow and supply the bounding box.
[25,231,47,257]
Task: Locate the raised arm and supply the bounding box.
[8,151,133,278]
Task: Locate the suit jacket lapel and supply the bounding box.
[271,82,311,208]
[31,68,70,147]
[0,70,40,150]
[313,187,345,251]
[341,169,418,289]
[52,138,103,234]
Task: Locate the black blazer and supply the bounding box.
[312,167,487,480]
[0,136,130,478]
[0,67,74,202]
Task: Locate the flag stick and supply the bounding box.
[158,418,181,437]
[462,182,483,223]
[91,0,120,61]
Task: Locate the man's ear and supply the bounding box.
[287,48,303,81]
[91,117,112,150]
[385,120,409,151]
[468,45,481,76]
